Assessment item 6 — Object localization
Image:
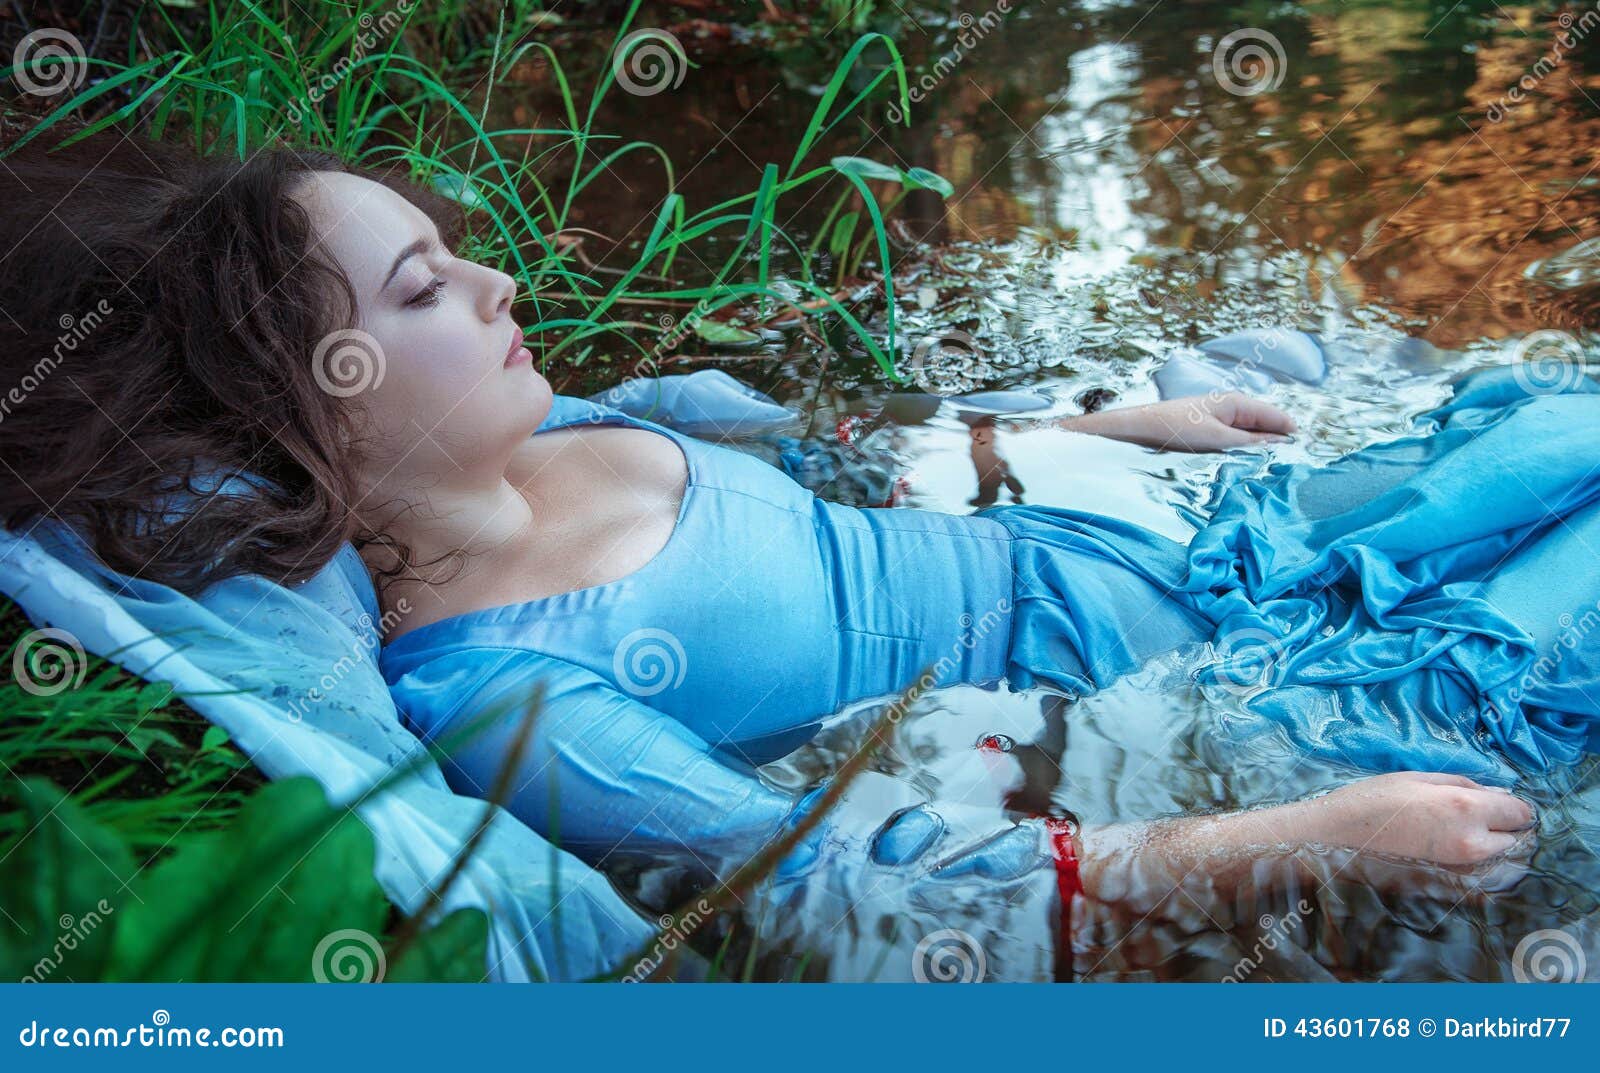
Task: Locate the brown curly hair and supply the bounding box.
[0,126,466,593]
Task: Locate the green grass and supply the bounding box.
[4,0,933,381]
[0,0,944,980]
[0,599,263,863]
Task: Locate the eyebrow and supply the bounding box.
[381,237,431,293]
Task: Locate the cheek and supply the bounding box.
[361,347,551,456]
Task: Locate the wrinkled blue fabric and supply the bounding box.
[587,368,798,437]
[0,526,655,982]
[1155,328,1328,399]
[383,365,1600,948]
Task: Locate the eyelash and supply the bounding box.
[406,279,446,308]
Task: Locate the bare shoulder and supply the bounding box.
[508,423,686,492]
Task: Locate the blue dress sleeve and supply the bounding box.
[387,645,795,864]
[385,645,1063,954]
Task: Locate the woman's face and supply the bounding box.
[291,171,552,485]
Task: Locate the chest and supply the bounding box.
[381,424,690,636]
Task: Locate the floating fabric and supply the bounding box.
[0,525,656,982]
[587,368,798,437]
[1155,328,1328,400]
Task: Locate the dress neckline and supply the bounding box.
[378,409,698,658]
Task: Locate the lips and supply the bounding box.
[504,326,532,368]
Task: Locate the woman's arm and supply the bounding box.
[1055,392,1297,453]
[1076,771,1534,913]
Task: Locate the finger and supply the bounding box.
[1468,830,1520,860]
[1223,395,1298,435]
[1476,791,1536,831]
[1197,420,1283,450]
[1404,771,1482,788]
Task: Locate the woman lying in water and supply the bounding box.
[5,131,1581,975]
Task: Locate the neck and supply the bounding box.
[358,461,532,584]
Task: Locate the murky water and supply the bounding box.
[522,2,1600,980]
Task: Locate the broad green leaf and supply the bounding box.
[829,211,859,257]
[107,777,389,982]
[692,320,763,348]
[198,725,231,753]
[0,779,132,983]
[903,167,955,198]
[829,155,901,183]
[387,908,490,983]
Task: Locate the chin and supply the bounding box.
[520,367,556,427]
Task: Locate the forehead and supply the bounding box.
[293,172,432,279]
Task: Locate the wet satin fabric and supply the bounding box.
[381,367,1600,950]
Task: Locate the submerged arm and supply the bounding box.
[1075,771,1533,914]
[1054,392,1297,453]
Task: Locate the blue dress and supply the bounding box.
[379,367,1600,944]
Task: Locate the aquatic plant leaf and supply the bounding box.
[830,155,901,183]
[903,167,954,198]
[693,320,764,348]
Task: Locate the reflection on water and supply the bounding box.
[523,1,1600,980]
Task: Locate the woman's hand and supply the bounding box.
[1295,771,1535,866]
[1057,392,1296,453]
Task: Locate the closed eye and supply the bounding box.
[406,279,446,308]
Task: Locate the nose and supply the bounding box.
[477,264,517,322]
